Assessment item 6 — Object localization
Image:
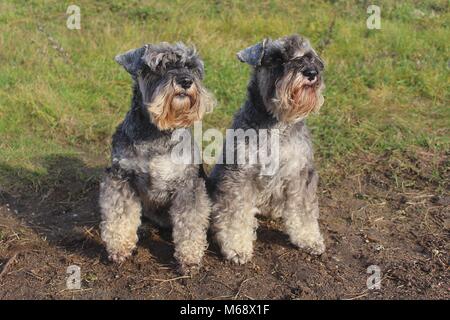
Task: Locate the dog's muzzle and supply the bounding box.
[176,76,194,90]
[301,68,318,83]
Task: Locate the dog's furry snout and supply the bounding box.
[147,76,214,130]
[273,69,324,122]
[274,48,325,121]
[302,69,317,81]
[176,76,194,89]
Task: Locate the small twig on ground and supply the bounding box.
[0,252,19,279]
[25,270,44,281]
[207,295,234,300]
[130,275,191,291]
[209,278,234,291]
[234,277,255,299]
[167,281,174,296]
[83,226,96,238]
[57,288,93,294]
[151,275,191,283]
[344,291,369,300]
[277,251,291,259]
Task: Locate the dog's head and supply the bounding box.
[238,34,325,122]
[115,42,215,130]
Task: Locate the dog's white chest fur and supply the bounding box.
[254,125,313,215]
[259,123,313,179]
[148,154,190,181]
[277,135,312,176]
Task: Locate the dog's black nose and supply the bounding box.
[177,77,193,89]
[302,69,318,81]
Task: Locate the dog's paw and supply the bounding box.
[308,238,325,255]
[293,236,325,256]
[224,250,252,265]
[178,263,200,276]
[108,251,131,263]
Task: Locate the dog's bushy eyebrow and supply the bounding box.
[115,42,204,76]
[142,42,204,73]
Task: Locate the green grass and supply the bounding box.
[0,0,448,191]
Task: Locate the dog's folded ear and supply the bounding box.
[114,45,148,76]
[237,38,285,67]
[236,39,267,66]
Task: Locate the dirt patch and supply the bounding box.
[0,152,448,299]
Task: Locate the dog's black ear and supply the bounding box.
[236,39,269,66]
[115,45,148,75]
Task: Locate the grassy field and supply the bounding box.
[0,0,449,300]
[0,0,448,189]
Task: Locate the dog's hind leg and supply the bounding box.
[282,168,325,255]
[169,178,210,275]
[99,172,142,263]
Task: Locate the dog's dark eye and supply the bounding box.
[185,62,200,74]
[317,59,325,71]
[265,56,283,67]
[303,52,313,59]
[275,57,284,64]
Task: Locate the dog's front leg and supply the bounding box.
[99,173,142,263]
[212,182,258,265]
[282,168,325,255]
[170,178,210,275]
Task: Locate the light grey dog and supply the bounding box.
[208,34,326,264]
[99,42,215,274]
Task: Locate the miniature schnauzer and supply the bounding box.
[99,42,215,274]
[208,34,326,264]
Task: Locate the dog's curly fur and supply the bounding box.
[208,34,326,264]
[99,42,215,274]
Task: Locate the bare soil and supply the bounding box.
[0,152,448,300]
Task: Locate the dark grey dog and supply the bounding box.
[208,35,325,264]
[99,42,215,274]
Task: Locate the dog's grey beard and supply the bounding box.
[146,80,215,130]
[271,70,324,122]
